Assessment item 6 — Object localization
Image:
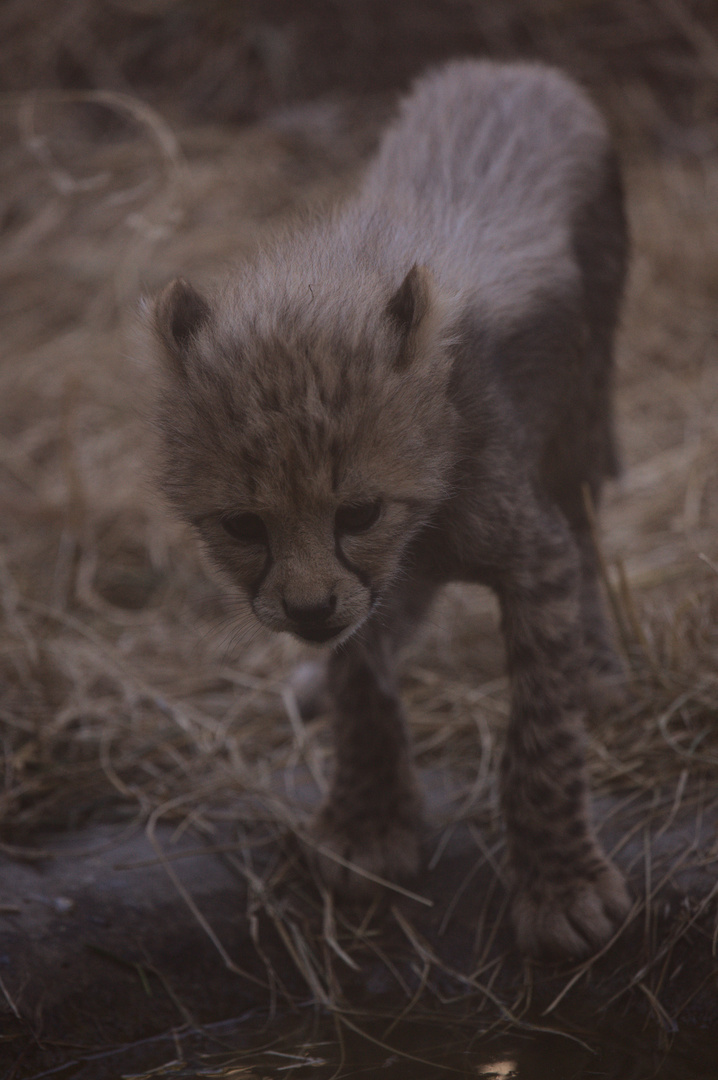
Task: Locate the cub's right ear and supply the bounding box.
[386,264,433,370]
[153,278,211,378]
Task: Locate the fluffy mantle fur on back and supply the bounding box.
[151,59,630,959]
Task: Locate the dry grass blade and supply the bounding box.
[302,838,434,907]
[146,807,267,988]
[334,1012,460,1074]
[320,887,360,973]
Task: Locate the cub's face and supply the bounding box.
[151,268,456,645]
[196,492,425,645]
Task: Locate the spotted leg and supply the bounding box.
[494,498,630,958]
[311,586,434,895]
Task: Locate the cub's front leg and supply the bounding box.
[496,503,631,958]
[312,632,423,895]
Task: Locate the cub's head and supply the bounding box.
[151,264,457,645]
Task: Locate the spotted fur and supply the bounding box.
[150,59,631,958]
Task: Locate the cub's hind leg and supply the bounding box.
[564,143,627,693]
[548,468,627,708]
[311,585,435,895]
[541,316,624,696]
[573,525,629,718]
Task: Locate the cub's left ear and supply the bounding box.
[386,264,433,370]
[153,277,212,379]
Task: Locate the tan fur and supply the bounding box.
[150,60,631,958]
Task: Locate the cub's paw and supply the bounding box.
[511,857,631,960]
[309,803,421,898]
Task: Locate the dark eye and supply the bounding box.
[220,512,268,545]
[335,500,382,535]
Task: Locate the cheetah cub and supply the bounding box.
[151,60,631,958]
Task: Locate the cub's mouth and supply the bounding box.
[291,623,349,645]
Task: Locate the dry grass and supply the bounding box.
[2,9,718,1037]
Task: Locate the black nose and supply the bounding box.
[282,595,337,625]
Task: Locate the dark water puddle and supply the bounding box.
[17,1012,718,1080]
